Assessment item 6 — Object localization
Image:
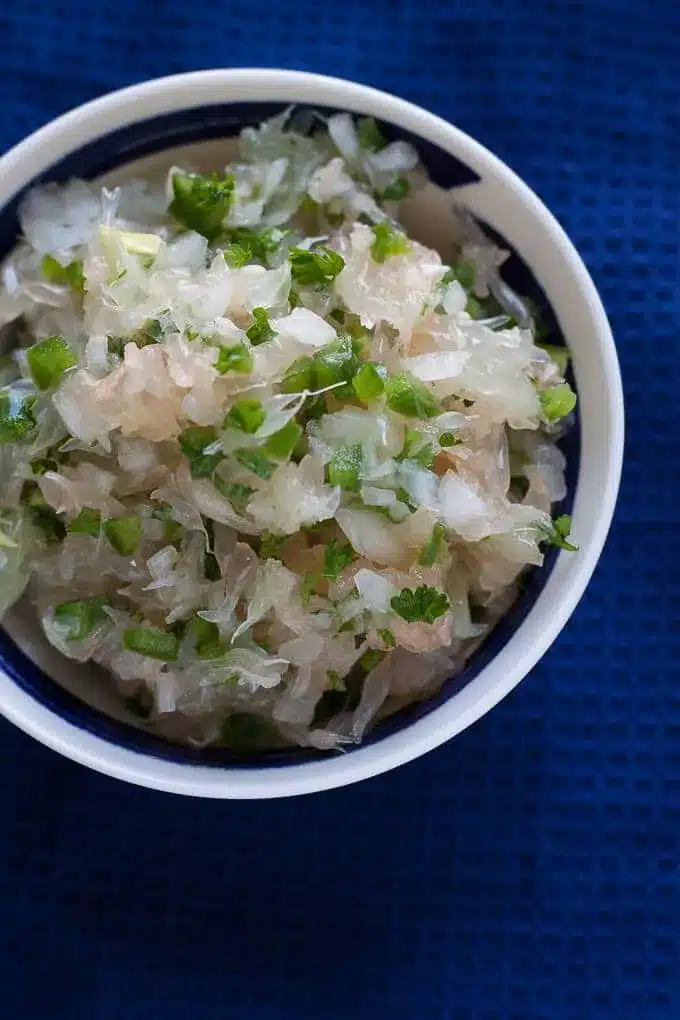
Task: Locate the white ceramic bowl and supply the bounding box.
[0,69,623,798]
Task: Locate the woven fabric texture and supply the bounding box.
[1,1,679,1017]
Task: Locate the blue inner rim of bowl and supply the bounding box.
[0,102,580,768]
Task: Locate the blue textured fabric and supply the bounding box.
[1,2,679,1018]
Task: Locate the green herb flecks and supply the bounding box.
[40,255,86,295]
[233,447,276,480]
[281,335,360,399]
[169,171,235,240]
[264,421,303,460]
[322,539,354,579]
[535,514,578,552]
[221,226,287,266]
[327,444,362,492]
[259,531,284,560]
[123,626,180,662]
[439,432,460,448]
[67,507,102,538]
[54,597,108,641]
[326,669,346,692]
[26,336,76,391]
[377,628,396,648]
[539,383,577,423]
[213,477,255,509]
[288,246,345,287]
[386,373,442,419]
[390,585,451,624]
[370,222,411,263]
[178,425,223,478]
[215,341,253,374]
[357,117,387,152]
[352,361,387,402]
[397,427,437,468]
[193,616,226,660]
[103,515,142,557]
[224,398,266,434]
[379,178,410,202]
[359,648,384,672]
[418,523,447,567]
[246,307,277,346]
[0,389,37,444]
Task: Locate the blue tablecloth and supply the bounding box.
[2,2,679,1017]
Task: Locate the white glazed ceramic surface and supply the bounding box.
[0,70,624,798]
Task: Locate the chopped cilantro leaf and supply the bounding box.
[222,227,287,265]
[535,514,578,552]
[379,177,410,202]
[213,476,255,509]
[169,171,235,239]
[223,244,252,268]
[353,361,387,401]
[26,336,76,390]
[370,222,411,263]
[386,373,442,419]
[179,425,218,457]
[67,507,101,538]
[326,669,346,692]
[233,448,276,479]
[377,628,396,648]
[30,505,66,544]
[54,597,108,641]
[327,444,362,491]
[418,523,447,567]
[30,456,59,476]
[359,648,384,672]
[224,398,266,434]
[264,420,303,460]
[103,515,142,556]
[390,585,451,624]
[313,336,360,395]
[163,518,184,545]
[397,427,437,467]
[452,260,476,291]
[281,355,314,393]
[259,531,284,560]
[281,336,359,397]
[539,382,577,423]
[123,626,179,662]
[439,432,460,448]
[289,246,345,287]
[0,390,36,444]
[178,425,223,478]
[395,487,417,513]
[215,341,253,374]
[357,116,387,152]
[246,307,277,346]
[322,539,354,579]
[22,483,65,543]
[193,616,226,660]
[41,255,86,295]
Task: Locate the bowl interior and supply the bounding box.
[0,100,578,769]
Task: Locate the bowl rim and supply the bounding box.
[0,68,624,798]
